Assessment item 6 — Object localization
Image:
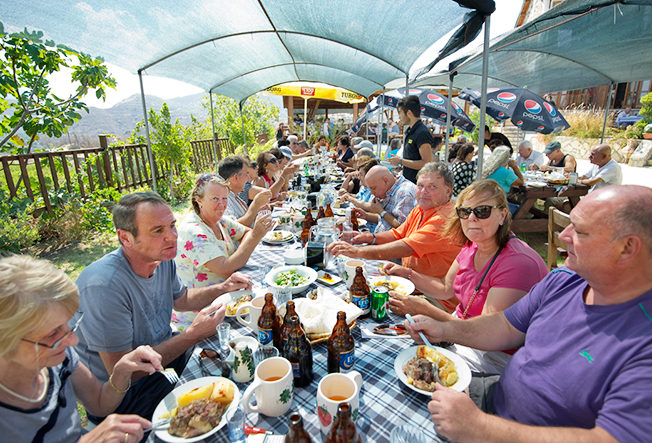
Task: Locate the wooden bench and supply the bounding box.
[547,207,571,270]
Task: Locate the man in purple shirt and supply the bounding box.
[406,184,652,443]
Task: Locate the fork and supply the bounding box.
[150,417,171,431]
[405,314,442,385]
[158,368,180,384]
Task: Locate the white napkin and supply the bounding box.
[280,292,362,335]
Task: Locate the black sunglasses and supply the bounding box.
[268,157,278,164]
[456,205,499,220]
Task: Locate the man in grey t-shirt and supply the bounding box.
[75,191,250,423]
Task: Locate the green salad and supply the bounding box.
[274,269,310,287]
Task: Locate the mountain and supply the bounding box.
[34,93,208,148]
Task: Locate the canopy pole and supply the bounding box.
[476,15,491,181]
[601,82,615,143]
[378,89,384,158]
[365,100,369,141]
[209,91,218,171]
[303,98,308,141]
[239,102,249,156]
[405,75,409,94]
[138,71,157,191]
[445,73,454,163]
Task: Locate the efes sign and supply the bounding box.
[301,87,316,96]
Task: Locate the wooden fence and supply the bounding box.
[0,135,234,212]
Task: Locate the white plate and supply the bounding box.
[332,208,347,216]
[317,270,342,285]
[212,289,255,317]
[152,376,241,442]
[264,265,318,294]
[394,346,471,395]
[262,230,294,244]
[368,275,415,295]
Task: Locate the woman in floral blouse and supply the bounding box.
[175,174,274,288]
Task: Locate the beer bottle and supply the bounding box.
[350,210,359,231]
[316,205,326,220]
[280,301,300,352]
[283,315,313,387]
[323,403,362,443]
[350,267,370,315]
[285,412,313,443]
[325,203,334,218]
[258,293,281,348]
[327,311,355,373]
[301,224,311,246]
[304,208,315,228]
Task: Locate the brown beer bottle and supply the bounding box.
[350,210,359,231]
[327,311,355,373]
[285,412,313,443]
[282,315,313,387]
[324,403,362,443]
[325,203,334,218]
[301,224,311,246]
[316,205,326,220]
[280,301,299,351]
[258,293,281,348]
[350,267,370,315]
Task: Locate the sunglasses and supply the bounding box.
[268,157,278,164]
[456,205,499,220]
[22,313,84,351]
[198,348,231,377]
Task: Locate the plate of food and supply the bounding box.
[394,345,471,395]
[212,290,254,317]
[317,270,342,286]
[152,377,240,442]
[264,265,318,294]
[262,230,294,244]
[332,208,347,217]
[368,275,415,296]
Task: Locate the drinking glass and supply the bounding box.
[216,323,231,358]
[275,287,292,306]
[227,406,246,443]
[253,345,280,367]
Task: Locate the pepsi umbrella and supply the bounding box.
[458,87,570,134]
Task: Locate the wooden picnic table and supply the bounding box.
[510,183,589,233]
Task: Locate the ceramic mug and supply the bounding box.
[316,370,363,434]
[279,212,292,225]
[236,296,266,335]
[229,336,259,383]
[344,259,366,289]
[242,357,294,417]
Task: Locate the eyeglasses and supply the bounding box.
[456,205,499,220]
[22,313,84,351]
[198,348,231,377]
[268,157,278,164]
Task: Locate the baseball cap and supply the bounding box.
[544,141,561,154]
[351,136,364,146]
[279,147,293,159]
[354,140,374,150]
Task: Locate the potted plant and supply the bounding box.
[643,124,652,140]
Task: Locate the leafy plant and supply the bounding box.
[0,190,40,252]
[639,92,652,122]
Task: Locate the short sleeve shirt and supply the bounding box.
[495,268,652,442]
[402,120,433,183]
[175,211,246,287]
[340,147,354,163]
[515,150,545,169]
[451,161,476,197]
[488,166,518,194]
[584,159,622,192]
[374,175,417,234]
[225,190,249,224]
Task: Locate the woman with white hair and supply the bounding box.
[0,255,163,442]
[482,145,524,215]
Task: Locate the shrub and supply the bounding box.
[0,191,40,252]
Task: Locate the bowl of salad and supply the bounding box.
[264,265,318,294]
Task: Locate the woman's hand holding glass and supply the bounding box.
[252,212,274,238]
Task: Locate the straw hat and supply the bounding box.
[482,146,511,179]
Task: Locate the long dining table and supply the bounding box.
[150,231,445,442]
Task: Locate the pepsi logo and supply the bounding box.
[543,102,556,116]
[409,89,421,94]
[452,102,461,111]
[440,113,446,118]
[497,92,516,103]
[497,112,506,119]
[420,106,425,112]
[427,94,445,105]
[524,100,542,114]
[516,120,523,126]
[537,126,545,131]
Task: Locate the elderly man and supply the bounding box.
[514,140,545,170]
[219,155,272,226]
[328,162,462,281]
[348,165,416,233]
[535,140,577,173]
[75,191,250,423]
[578,144,622,192]
[405,185,652,443]
[388,95,434,183]
[287,134,312,159]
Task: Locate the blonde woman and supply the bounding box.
[0,255,162,442]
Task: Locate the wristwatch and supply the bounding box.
[398,158,403,167]
[379,210,388,219]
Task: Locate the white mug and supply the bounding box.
[236,296,266,335]
[229,337,259,383]
[344,259,366,289]
[242,357,294,417]
[316,370,363,434]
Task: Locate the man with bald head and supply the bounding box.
[578,144,622,192]
[405,185,652,443]
[348,165,416,234]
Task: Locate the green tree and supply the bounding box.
[202,94,279,147]
[0,23,116,152]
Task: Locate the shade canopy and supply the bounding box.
[413,0,652,94]
[2,0,494,104]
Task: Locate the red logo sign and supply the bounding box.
[301,87,315,96]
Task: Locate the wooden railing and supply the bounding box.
[0,135,234,211]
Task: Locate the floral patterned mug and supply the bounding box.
[242,357,294,417]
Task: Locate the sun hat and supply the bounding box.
[354,140,374,150]
[279,147,293,159]
[544,141,562,154]
[482,146,511,179]
[351,136,364,146]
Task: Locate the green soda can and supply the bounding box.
[371,286,389,321]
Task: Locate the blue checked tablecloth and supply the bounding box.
[152,239,442,443]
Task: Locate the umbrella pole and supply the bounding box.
[476,15,491,181]
[601,82,615,143]
[303,98,308,141]
[445,73,454,163]
[209,91,218,170]
[138,71,157,192]
[365,102,369,141]
[378,89,384,158]
[405,75,409,94]
[239,102,248,156]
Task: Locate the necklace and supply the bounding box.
[0,368,48,403]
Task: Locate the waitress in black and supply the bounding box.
[389,95,434,183]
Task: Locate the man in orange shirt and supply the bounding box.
[328,162,462,312]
